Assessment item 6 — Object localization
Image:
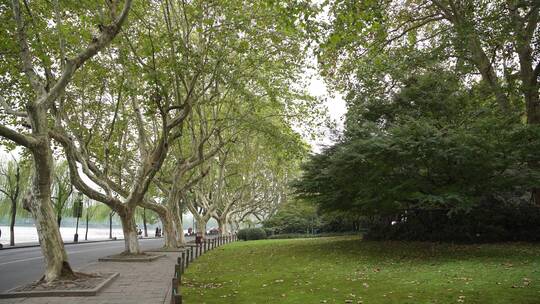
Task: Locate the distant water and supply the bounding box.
[0,225,190,246]
[0,225,126,245]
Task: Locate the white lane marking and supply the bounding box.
[0,239,162,257]
[0,256,43,266]
[0,240,163,266]
[0,245,120,266]
[0,240,164,266]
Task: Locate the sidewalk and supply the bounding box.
[0,253,177,304]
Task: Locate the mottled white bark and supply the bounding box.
[196,219,207,240]
[167,190,183,246]
[173,209,185,245]
[217,214,229,236]
[119,207,140,254]
[26,134,74,281]
[139,199,179,248]
[162,212,178,248]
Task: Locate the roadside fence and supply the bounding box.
[171,234,238,304]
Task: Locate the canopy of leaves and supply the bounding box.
[295,71,540,216]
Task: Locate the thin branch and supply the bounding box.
[11,0,43,94]
[0,96,27,117]
[40,0,133,109]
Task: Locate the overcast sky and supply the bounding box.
[306,69,347,150]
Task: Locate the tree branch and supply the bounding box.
[11,0,44,94]
[0,123,37,148]
[0,96,27,117]
[39,0,133,109]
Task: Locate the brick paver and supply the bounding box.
[0,253,178,304]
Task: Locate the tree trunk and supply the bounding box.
[218,216,228,236]
[29,135,74,282]
[9,200,16,246]
[139,201,179,248]
[196,219,207,241]
[172,208,185,245]
[226,218,236,235]
[142,208,148,237]
[23,102,74,281]
[109,212,113,239]
[168,193,185,245]
[161,211,178,248]
[85,212,89,241]
[57,214,62,227]
[524,77,540,125]
[118,207,140,254]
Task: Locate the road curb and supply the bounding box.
[0,272,119,298]
[98,253,165,262]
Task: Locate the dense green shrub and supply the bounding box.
[263,200,364,234]
[364,199,540,243]
[237,229,247,240]
[263,200,320,234]
[294,71,540,243]
[267,233,310,239]
[267,232,360,240]
[263,228,274,237]
[238,228,267,241]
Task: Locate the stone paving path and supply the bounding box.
[0,253,178,304]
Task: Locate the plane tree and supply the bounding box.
[51,0,237,254]
[0,0,132,281]
[51,0,315,253]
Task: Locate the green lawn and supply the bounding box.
[182,236,540,303]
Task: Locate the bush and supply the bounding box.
[267,232,360,240]
[364,199,540,243]
[263,228,274,237]
[267,233,312,239]
[263,200,321,234]
[238,228,267,241]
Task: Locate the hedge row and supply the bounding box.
[237,228,267,241]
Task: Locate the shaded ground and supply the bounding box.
[0,252,177,304]
[183,236,540,304]
[0,238,167,292]
[12,272,104,292]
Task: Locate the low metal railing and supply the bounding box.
[170,234,238,304]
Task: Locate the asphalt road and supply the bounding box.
[0,238,170,292]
